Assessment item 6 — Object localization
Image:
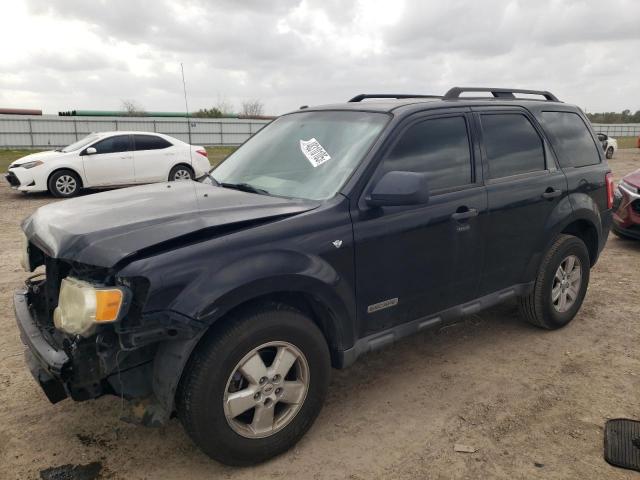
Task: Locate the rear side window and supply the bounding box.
[134,135,172,151]
[539,111,600,167]
[480,114,545,179]
[381,116,472,191]
[92,135,131,154]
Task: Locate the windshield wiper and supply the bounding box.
[220,182,270,195]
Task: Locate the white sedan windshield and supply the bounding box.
[60,134,100,153]
[212,111,389,200]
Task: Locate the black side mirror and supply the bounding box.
[366,171,430,207]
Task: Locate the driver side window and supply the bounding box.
[92,135,131,154]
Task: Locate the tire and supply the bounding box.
[168,164,194,181]
[518,234,590,330]
[606,147,614,159]
[177,304,331,466]
[47,169,81,198]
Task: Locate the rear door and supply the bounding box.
[132,134,175,183]
[82,134,134,186]
[474,108,567,295]
[352,112,487,335]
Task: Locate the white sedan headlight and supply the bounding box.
[53,277,126,337]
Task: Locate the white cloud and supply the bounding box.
[0,0,638,114]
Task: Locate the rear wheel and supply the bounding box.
[48,170,81,198]
[606,147,614,159]
[177,305,330,466]
[518,234,590,329]
[168,164,194,181]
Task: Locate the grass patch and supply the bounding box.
[616,136,638,149]
[0,149,42,171]
[0,146,238,173]
[206,146,237,168]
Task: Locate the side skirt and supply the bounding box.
[337,282,533,368]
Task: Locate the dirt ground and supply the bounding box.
[1,151,639,480]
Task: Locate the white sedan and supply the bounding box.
[5,131,210,197]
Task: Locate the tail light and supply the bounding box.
[605,172,614,209]
[195,149,208,158]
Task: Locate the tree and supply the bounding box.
[121,99,146,116]
[193,107,223,118]
[241,99,264,117]
[215,96,234,116]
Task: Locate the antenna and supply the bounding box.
[180,62,193,167]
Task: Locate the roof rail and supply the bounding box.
[349,94,441,102]
[443,87,560,102]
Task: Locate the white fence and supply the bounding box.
[0,115,271,148]
[591,123,640,137]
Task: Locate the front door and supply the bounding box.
[82,134,134,186]
[352,113,486,336]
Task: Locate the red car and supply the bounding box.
[612,169,640,239]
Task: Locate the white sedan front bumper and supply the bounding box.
[5,167,45,192]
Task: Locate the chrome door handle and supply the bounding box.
[541,188,562,199]
[451,208,478,221]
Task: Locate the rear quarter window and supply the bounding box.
[539,111,601,168]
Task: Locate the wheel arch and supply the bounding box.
[46,167,84,191]
[150,283,353,422]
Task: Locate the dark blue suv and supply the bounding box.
[14,87,613,465]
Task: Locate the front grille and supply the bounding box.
[5,171,20,187]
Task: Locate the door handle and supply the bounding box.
[451,207,478,221]
[541,188,562,199]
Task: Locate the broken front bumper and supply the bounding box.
[14,289,69,403]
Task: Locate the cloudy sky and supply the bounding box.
[1,0,639,115]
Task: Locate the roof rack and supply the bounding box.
[443,87,560,102]
[348,94,441,102]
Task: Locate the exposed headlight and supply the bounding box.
[20,233,31,272]
[18,160,43,169]
[53,277,127,337]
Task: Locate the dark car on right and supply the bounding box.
[612,168,640,239]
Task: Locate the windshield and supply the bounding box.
[211,111,389,200]
[60,134,100,153]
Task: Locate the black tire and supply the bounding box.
[177,304,331,466]
[47,169,81,198]
[168,164,194,181]
[606,147,614,159]
[518,234,590,329]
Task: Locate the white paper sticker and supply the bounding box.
[299,138,331,167]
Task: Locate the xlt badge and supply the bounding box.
[367,297,399,313]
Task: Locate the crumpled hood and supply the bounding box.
[23,181,318,268]
[623,169,640,189]
[10,150,65,167]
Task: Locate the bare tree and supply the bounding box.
[215,95,234,116]
[241,99,264,117]
[121,99,146,116]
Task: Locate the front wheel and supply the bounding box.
[48,169,81,198]
[177,305,331,466]
[518,234,590,329]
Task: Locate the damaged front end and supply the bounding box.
[14,244,167,414]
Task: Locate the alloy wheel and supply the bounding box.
[223,341,310,439]
[551,254,582,313]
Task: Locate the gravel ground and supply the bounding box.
[0,151,639,479]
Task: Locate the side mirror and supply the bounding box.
[366,171,430,207]
[84,147,97,155]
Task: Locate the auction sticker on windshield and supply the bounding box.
[299,138,331,167]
